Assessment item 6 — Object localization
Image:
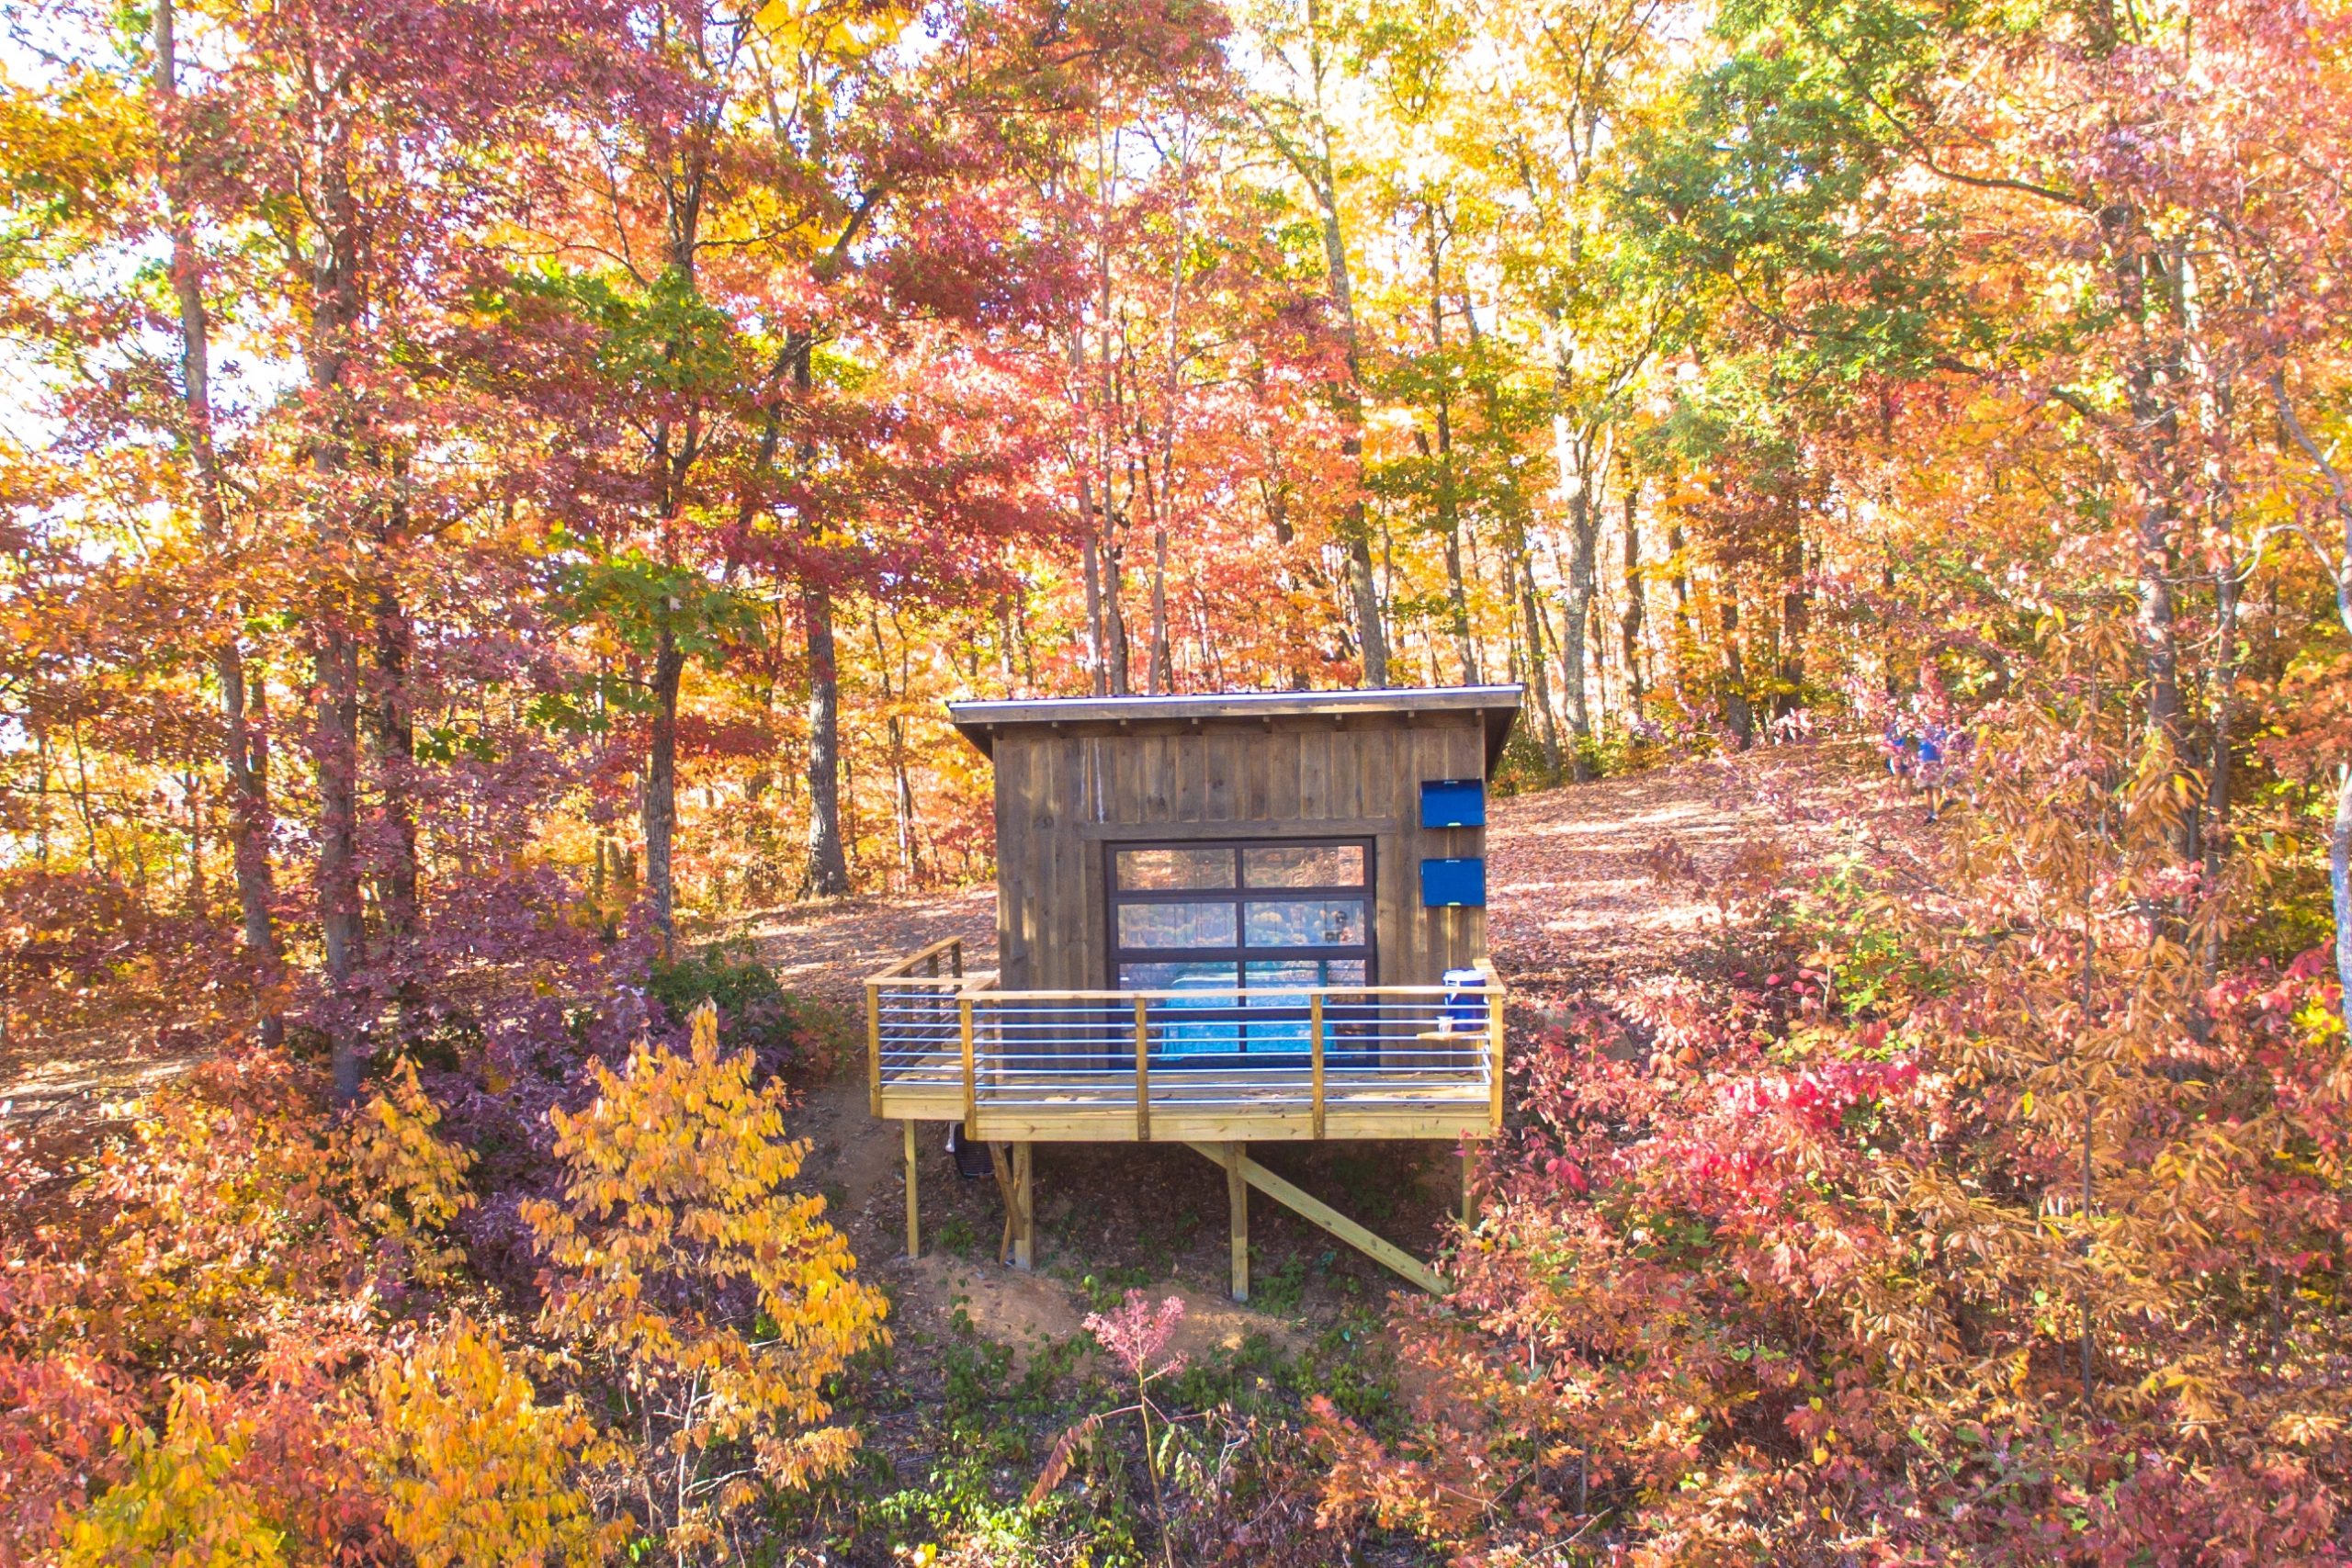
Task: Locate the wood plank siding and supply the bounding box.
[957,688,1521,998]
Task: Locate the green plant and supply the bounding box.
[1251,1250,1311,1317]
[933,1213,980,1259]
[647,939,811,1069]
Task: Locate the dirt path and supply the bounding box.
[1486,738,1922,1001]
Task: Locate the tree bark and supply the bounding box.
[1620,489,1646,704]
[801,580,851,897]
[154,0,280,1043]
[308,130,367,1104]
[1521,556,1562,779]
[1080,471,1107,696]
[644,626,686,933]
[368,479,419,967]
[1561,481,1599,775]
[1722,592,1753,749]
[1775,529,1808,723]
[1148,523,1172,694]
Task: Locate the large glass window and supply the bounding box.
[1109,839,1374,1056]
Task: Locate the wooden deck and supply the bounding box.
[865,937,1504,1144]
[865,935,1505,1298]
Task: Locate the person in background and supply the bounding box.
[1917,719,1950,822]
[1883,715,1917,785]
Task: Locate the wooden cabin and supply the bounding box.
[865,685,1522,1299]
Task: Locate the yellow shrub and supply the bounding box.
[521,1002,888,1559]
[59,1380,286,1568]
[368,1313,615,1568]
[337,1055,475,1283]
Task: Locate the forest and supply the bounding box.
[4,0,2352,1561]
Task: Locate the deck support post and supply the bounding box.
[1188,1142,1444,1295]
[1134,997,1151,1142]
[903,1120,920,1259]
[1012,1143,1035,1270]
[1224,1142,1249,1303]
[1461,1144,1477,1233]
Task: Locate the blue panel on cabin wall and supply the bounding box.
[1419,778,1486,829]
[1420,857,1486,908]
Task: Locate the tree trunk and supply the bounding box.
[1775,529,1808,723]
[1080,477,1107,696]
[1267,0,1387,687]
[1562,483,1599,776]
[1148,523,1172,694]
[1521,556,1562,780]
[368,486,420,968]
[801,580,851,897]
[315,627,364,1100]
[2336,765,2352,1042]
[1721,592,1753,749]
[309,134,366,1104]
[1620,489,1646,705]
[1314,186,1385,686]
[1103,535,1132,695]
[155,0,279,1043]
[643,626,685,933]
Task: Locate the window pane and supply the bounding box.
[1243,898,1365,948]
[1243,843,1364,887]
[1128,963,1243,1056]
[1120,961,1239,992]
[1115,847,1234,890]
[1245,959,1366,988]
[1117,900,1238,949]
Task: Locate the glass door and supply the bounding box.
[1107,840,1374,1059]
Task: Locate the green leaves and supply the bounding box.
[1614,0,1973,405]
[548,539,763,668]
[509,265,745,400]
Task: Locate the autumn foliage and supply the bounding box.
[8,0,2352,1560]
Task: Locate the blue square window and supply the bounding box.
[1420,857,1486,908]
[1419,778,1485,829]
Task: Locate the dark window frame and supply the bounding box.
[1103,837,1379,1065]
[1105,837,1377,981]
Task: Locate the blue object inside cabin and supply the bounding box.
[1420,857,1486,908]
[1419,777,1486,829]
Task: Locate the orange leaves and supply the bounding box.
[368,1314,616,1568]
[522,1001,888,1559]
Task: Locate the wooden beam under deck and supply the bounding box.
[1187,1143,1446,1296]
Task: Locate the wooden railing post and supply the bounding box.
[959,994,977,1137]
[1134,996,1151,1142]
[866,980,883,1117]
[1309,992,1326,1140]
[1486,977,1506,1132]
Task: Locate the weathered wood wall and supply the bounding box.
[989,716,1488,994]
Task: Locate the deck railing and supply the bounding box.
[866,939,1503,1143]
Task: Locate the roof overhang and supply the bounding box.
[947,685,1526,777]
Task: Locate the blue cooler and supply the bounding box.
[1442,967,1487,1033]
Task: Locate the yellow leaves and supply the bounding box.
[368,1314,618,1568]
[59,1381,287,1568]
[337,1056,475,1284]
[524,1002,889,1557]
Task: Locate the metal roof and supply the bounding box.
[947,684,1526,774]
